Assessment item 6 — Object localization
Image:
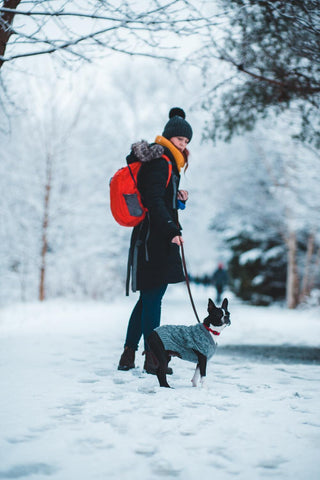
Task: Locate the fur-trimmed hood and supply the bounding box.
[126,140,164,164]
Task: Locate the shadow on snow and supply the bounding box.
[217,345,320,364]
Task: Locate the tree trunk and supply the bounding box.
[0,0,21,68]
[300,232,315,302]
[286,230,300,309]
[308,246,320,295]
[39,155,52,301]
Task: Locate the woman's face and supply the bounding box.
[170,136,189,152]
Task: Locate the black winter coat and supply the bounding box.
[126,141,185,293]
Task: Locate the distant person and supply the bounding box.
[117,107,193,374]
[212,263,228,303]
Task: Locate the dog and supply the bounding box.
[147,298,230,388]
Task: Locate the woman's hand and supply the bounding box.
[177,190,188,202]
[171,235,183,245]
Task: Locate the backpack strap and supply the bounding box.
[161,154,172,187]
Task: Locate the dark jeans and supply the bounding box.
[124,284,168,351]
[216,285,223,302]
[216,285,223,303]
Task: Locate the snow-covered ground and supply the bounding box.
[0,286,320,480]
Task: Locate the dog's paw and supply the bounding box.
[191,366,200,387]
[200,377,206,388]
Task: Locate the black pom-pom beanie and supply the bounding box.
[162,107,193,142]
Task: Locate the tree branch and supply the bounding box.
[220,54,320,95]
[0,1,216,67]
[0,0,21,67]
[0,23,177,64]
[0,5,213,27]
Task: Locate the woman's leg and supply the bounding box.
[141,284,168,351]
[125,284,167,351]
[124,294,143,351]
[118,295,144,371]
[119,284,167,371]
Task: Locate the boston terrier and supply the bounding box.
[147,298,231,388]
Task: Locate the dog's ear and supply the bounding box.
[221,298,228,310]
[208,298,216,313]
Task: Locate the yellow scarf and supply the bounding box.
[155,135,186,173]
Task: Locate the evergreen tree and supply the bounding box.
[201,0,320,149]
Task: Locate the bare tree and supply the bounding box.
[300,231,316,303]
[39,152,52,301]
[36,78,88,301]
[286,231,300,309]
[0,1,213,69]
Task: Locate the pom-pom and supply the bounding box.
[169,107,186,119]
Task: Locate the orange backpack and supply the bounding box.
[109,154,172,227]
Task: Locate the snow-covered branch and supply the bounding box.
[0,0,214,68]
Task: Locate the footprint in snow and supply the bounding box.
[29,424,53,434]
[134,443,157,457]
[179,428,195,436]
[53,400,86,418]
[137,385,157,394]
[94,368,110,377]
[257,455,287,470]
[113,377,126,384]
[162,410,179,419]
[70,357,86,363]
[75,436,114,451]
[91,414,113,424]
[0,463,57,478]
[78,378,100,384]
[302,421,320,427]
[6,434,38,444]
[182,401,203,409]
[237,384,255,393]
[113,369,144,384]
[208,446,233,462]
[151,459,181,477]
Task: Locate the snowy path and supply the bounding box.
[0,290,320,480]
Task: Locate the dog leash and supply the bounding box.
[180,241,201,324]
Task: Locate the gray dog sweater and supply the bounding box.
[155,323,217,363]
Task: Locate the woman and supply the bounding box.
[118,107,193,373]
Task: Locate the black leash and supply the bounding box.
[180,241,201,324]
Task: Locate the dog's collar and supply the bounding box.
[204,325,220,336]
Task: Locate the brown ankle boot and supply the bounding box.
[118,346,135,371]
